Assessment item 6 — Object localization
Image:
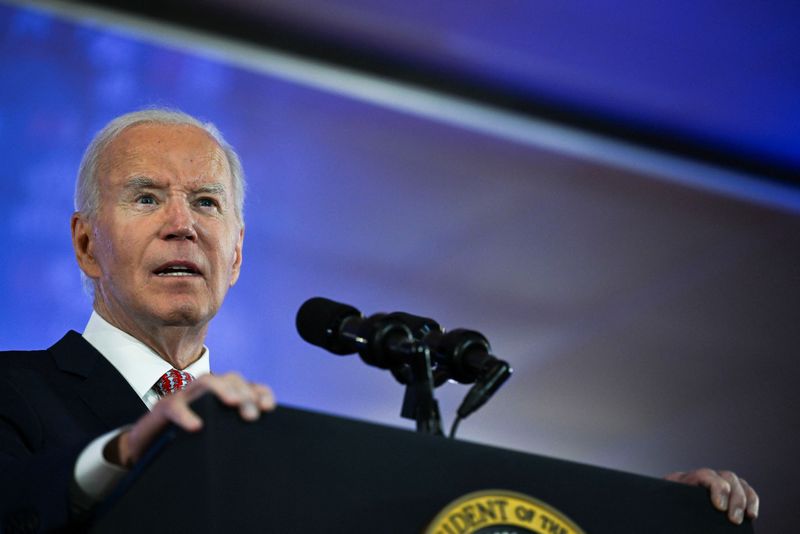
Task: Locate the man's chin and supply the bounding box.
[154,303,214,328]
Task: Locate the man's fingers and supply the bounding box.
[218,372,263,420]
[143,395,204,436]
[122,398,201,464]
[112,374,276,468]
[719,470,746,524]
[665,468,730,509]
[741,479,759,519]
[159,395,204,431]
[665,467,759,525]
[664,471,684,483]
[668,468,731,510]
[253,383,276,411]
[702,471,732,512]
[187,372,273,421]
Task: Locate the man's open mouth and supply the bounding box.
[153,262,202,277]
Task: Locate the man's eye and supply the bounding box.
[136,195,156,205]
[197,198,219,208]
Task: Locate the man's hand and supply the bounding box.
[665,468,759,525]
[105,373,275,468]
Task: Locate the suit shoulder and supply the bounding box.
[0,348,50,369]
[0,331,84,370]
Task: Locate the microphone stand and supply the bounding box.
[394,340,444,436]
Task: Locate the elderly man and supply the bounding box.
[1,109,273,532]
[0,109,758,532]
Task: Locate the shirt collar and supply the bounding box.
[82,311,210,402]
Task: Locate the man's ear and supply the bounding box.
[229,225,244,287]
[71,212,102,280]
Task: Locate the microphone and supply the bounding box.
[296,297,512,388]
[296,297,416,370]
[296,297,513,432]
[389,322,513,419]
[385,313,512,388]
[295,297,360,355]
[456,358,512,419]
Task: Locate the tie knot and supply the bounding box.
[154,369,195,397]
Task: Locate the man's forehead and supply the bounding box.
[104,123,224,161]
[99,123,231,184]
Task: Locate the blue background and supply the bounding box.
[1,2,798,531]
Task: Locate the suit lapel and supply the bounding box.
[50,331,147,429]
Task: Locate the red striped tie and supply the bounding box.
[154,369,195,397]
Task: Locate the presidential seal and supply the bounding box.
[425,490,586,534]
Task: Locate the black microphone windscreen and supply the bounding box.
[296,297,361,354]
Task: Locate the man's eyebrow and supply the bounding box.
[123,176,157,190]
[195,183,227,196]
[121,178,227,197]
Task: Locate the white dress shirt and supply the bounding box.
[73,311,210,503]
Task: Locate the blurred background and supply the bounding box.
[1,1,798,531]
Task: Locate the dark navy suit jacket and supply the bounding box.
[0,332,147,533]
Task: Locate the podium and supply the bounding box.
[90,395,754,533]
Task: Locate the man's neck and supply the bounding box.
[93,306,207,370]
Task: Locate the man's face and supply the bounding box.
[74,123,244,333]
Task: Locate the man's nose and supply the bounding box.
[160,199,198,241]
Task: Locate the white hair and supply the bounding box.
[74,108,246,295]
[75,107,246,223]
